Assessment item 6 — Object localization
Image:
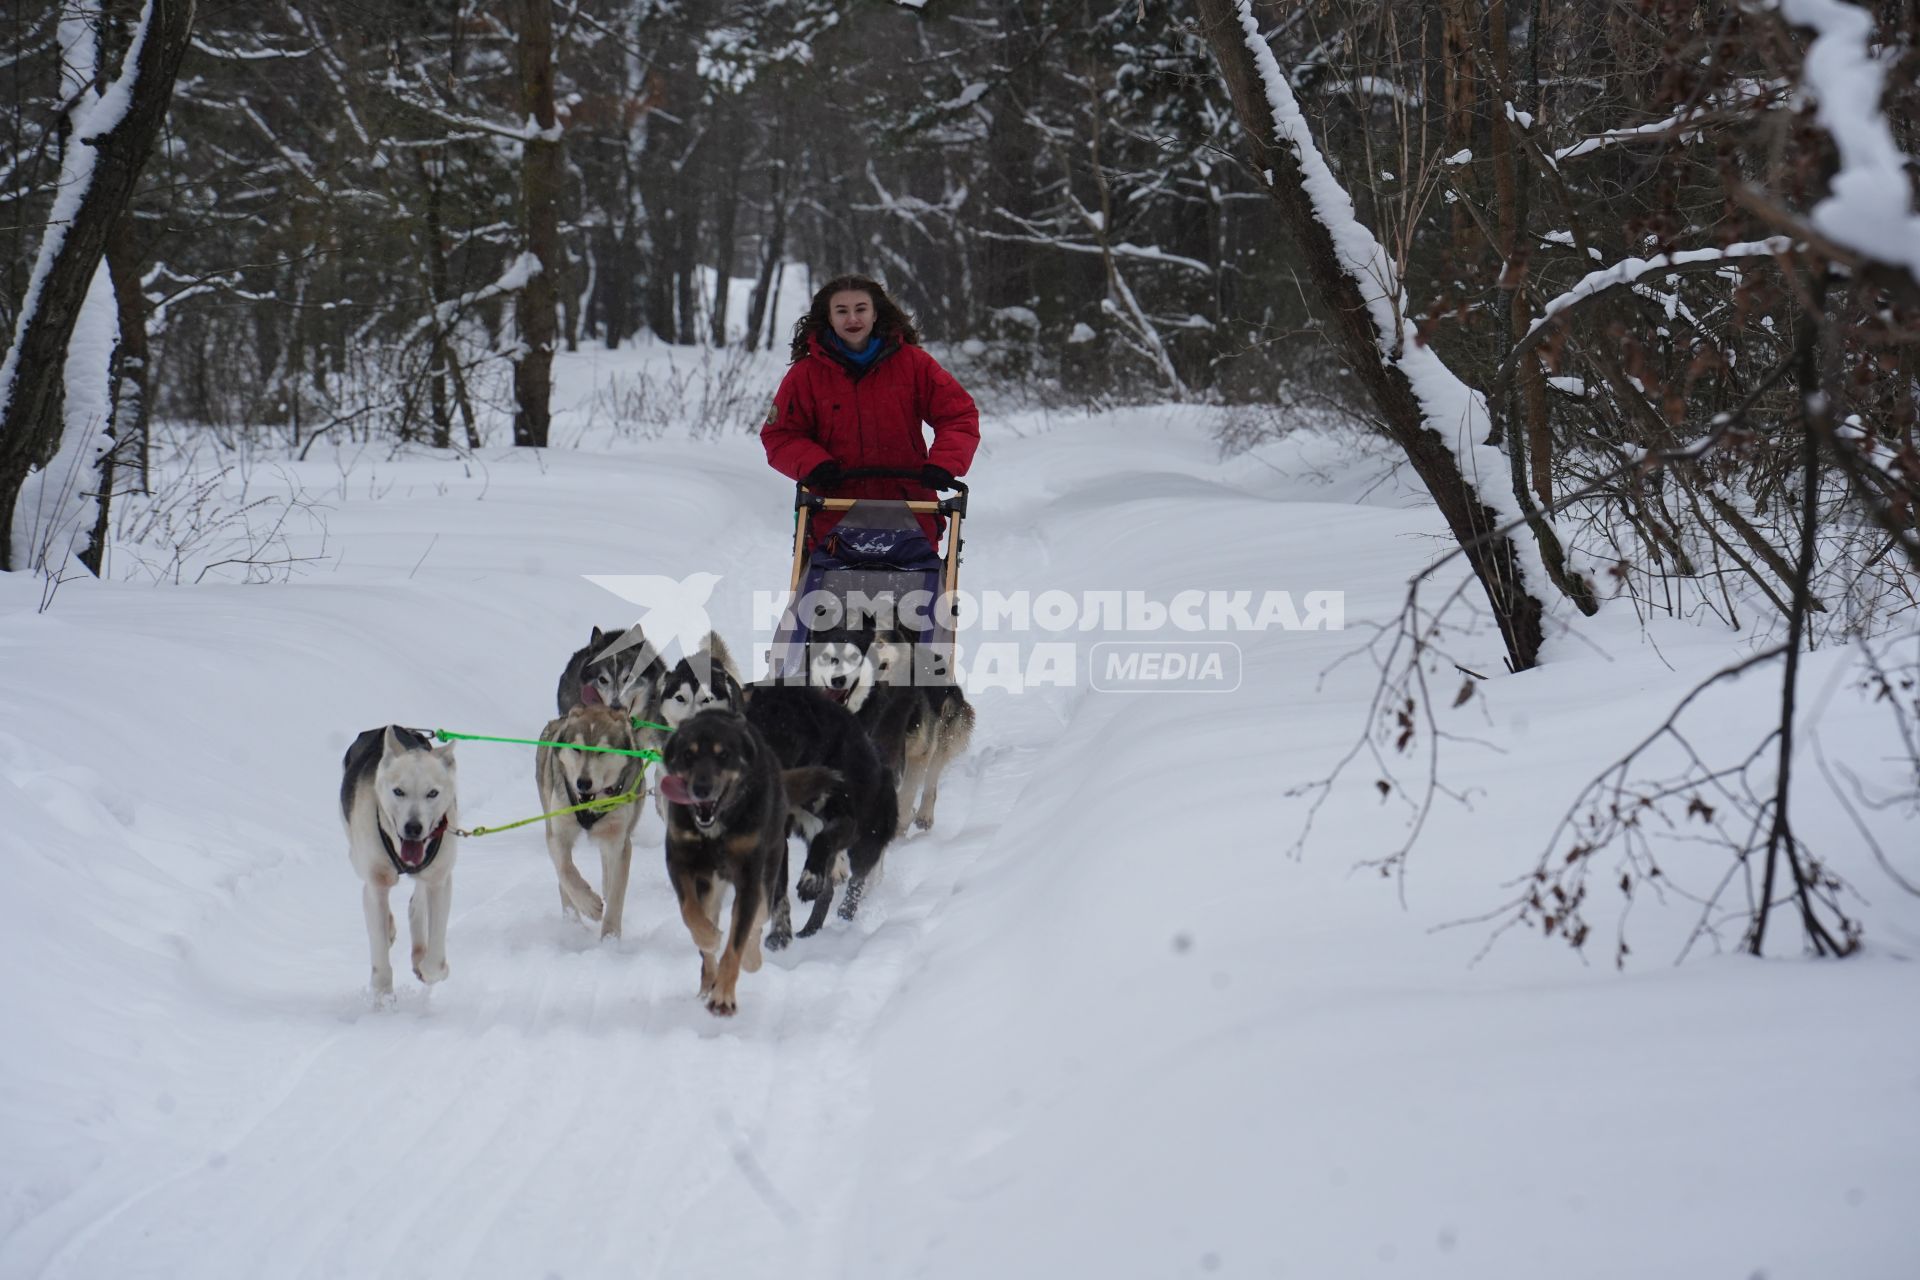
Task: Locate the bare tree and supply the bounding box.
[1195,0,1596,673]
[0,0,195,570]
[513,0,562,448]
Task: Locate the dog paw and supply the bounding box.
[796,871,823,901]
[414,957,449,984]
[765,926,792,952]
[369,971,395,999]
[705,994,738,1017]
[913,814,934,832]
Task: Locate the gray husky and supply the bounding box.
[536,704,648,939]
[340,726,460,995]
[555,624,663,716]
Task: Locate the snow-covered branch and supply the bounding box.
[407,252,542,344]
[975,224,1213,276]
[1552,108,1713,163]
[1775,0,1920,285]
[1527,239,1795,339]
[188,34,315,61]
[381,76,564,145]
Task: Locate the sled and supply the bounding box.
[766,466,968,685]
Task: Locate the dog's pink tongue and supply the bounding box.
[659,774,694,805]
[400,838,426,866]
[580,683,602,706]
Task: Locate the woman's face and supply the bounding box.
[828,289,877,346]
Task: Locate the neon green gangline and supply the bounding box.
[453,780,646,839]
[434,727,664,763]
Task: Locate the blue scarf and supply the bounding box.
[827,331,885,368]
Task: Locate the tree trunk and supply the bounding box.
[513,0,560,448]
[674,207,701,346]
[744,160,787,354]
[1487,0,1554,506]
[1195,0,1591,672]
[106,205,149,493]
[0,0,195,571]
[81,207,150,575]
[420,149,453,450]
[1442,0,1478,261]
[765,259,787,351]
[709,143,742,347]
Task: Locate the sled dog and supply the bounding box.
[340,725,459,995]
[556,623,663,716]
[658,710,796,1015]
[536,704,648,940]
[659,637,896,934]
[648,631,743,731]
[648,632,743,824]
[739,683,897,935]
[810,628,973,837]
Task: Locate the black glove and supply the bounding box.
[920,463,955,491]
[803,461,845,491]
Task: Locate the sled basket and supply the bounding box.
[766,468,967,685]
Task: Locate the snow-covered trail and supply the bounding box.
[1,406,1283,1277]
[3,389,1916,1279]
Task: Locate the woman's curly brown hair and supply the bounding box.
[788,274,922,362]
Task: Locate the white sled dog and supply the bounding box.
[537,704,648,938]
[340,726,460,995]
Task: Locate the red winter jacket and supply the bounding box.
[761,332,980,547]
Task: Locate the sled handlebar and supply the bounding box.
[796,467,968,517]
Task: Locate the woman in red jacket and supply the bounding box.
[760,274,980,549]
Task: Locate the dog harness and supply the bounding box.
[567,763,639,831]
[379,817,450,876]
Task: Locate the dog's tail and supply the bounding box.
[782,766,843,816]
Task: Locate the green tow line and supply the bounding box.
[433,717,674,839]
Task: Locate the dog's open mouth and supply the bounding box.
[580,683,603,706]
[822,685,852,704]
[392,819,447,871]
[660,774,722,828]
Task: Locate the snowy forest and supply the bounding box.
[3,0,1918,1276]
[6,1,1920,593]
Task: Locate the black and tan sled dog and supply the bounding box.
[658,710,831,1015]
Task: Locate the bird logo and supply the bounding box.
[583,572,726,683]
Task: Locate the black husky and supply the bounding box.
[738,684,898,936]
[810,626,974,838]
[655,641,897,937]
